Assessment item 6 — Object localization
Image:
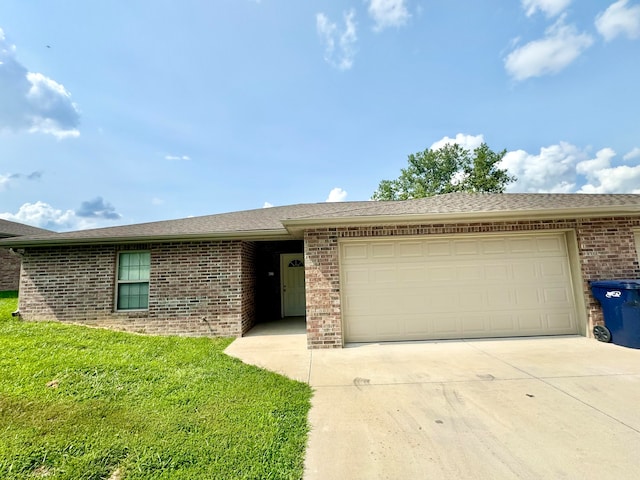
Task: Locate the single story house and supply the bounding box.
[1,193,639,348]
[0,219,51,291]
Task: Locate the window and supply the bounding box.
[116,251,150,310]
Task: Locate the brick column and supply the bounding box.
[304,229,343,348]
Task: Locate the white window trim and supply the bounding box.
[115,250,150,312]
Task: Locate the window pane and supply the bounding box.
[117,282,149,310]
[118,252,150,281]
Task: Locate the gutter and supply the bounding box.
[0,228,294,248]
[281,205,640,233]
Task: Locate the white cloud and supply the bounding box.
[326,187,348,202]
[165,154,191,161]
[623,147,640,161]
[0,28,80,139]
[521,0,572,18]
[0,199,122,231]
[504,16,593,81]
[1,202,81,231]
[316,10,357,70]
[367,0,411,31]
[575,147,615,176]
[431,133,485,151]
[0,174,10,191]
[577,148,640,193]
[500,142,640,194]
[500,142,586,192]
[262,201,274,208]
[151,197,164,206]
[595,0,640,41]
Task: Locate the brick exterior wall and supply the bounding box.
[304,229,342,348]
[240,241,257,334]
[13,217,640,348]
[304,217,640,348]
[0,248,21,291]
[18,240,257,337]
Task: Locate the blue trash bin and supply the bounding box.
[590,279,640,349]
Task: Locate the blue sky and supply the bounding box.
[1,0,639,231]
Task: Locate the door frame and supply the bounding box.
[280,253,306,318]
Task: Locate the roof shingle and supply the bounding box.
[1,193,640,247]
[0,219,51,238]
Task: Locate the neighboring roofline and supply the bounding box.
[281,204,640,232]
[0,229,293,248]
[0,219,53,237]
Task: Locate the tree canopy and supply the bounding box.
[372,143,516,201]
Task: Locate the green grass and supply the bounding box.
[0,291,312,479]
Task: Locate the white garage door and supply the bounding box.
[341,233,579,343]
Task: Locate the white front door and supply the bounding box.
[281,253,306,317]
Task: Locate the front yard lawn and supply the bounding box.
[0,291,312,479]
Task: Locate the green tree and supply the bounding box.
[372,143,515,201]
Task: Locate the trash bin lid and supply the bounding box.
[590,279,640,290]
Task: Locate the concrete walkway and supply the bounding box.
[225,320,640,480]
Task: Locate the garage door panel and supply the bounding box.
[536,236,565,253]
[344,268,369,284]
[454,240,482,255]
[542,286,572,304]
[483,263,512,281]
[371,243,395,258]
[460,314,489,335]
[509,237,536,253]
[546,312,576,331]
[428,290,462,311]
[427,265,456,281]
[371,267,396,284]
[426,241,452,256]
[511,263,538,281]
[540,261,567,278]
[456,264,485,281]
[398,242,423,257]
[341,234,579,343]
[479,238,508,255]
[489,314,518,332]
[516,312,546,331]
[462,291,484,310]
[431,315,462,335]
[398,265,427,283]
[342,243,368,260]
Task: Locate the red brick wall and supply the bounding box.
[0,248,21,291]
[304,229,342,348]
[18,241,257,337]
[240,241,257,334]
[576,218,640,328]
[304,217,640,348]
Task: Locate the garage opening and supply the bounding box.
[340,233,579,343]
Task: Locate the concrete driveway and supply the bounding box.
[225,321,640,479]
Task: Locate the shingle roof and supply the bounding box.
[0,219,51,238]
[2,193,640,247]
[287,193,640,219]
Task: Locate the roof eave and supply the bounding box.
[282,205,640,233]
[0,228,293,248]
